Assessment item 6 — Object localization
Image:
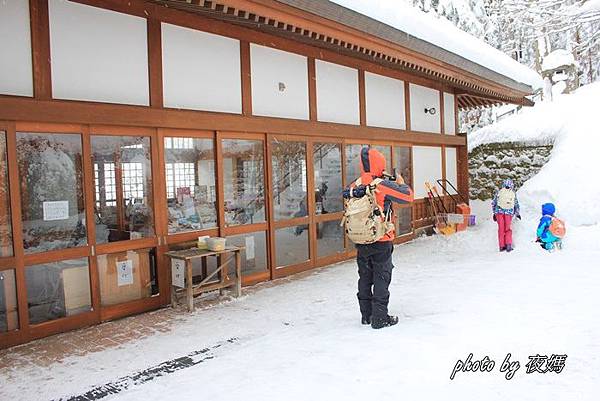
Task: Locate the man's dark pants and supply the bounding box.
[356,241,394,320]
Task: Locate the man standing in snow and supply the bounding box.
[345,147,413,329]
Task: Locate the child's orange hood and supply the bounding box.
[360,147,386,184]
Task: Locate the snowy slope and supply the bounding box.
[330,0,543,89]
[469,83,600,226]
[1,208,599,401]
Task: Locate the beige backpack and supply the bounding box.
[497,188,516,210]
[341,178,393,244]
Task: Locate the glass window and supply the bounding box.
[317,219,345,258]
[98,248,158,306]
[91,136,154,243]
[25,258,91,324]
[0,132,12,257]
[226,231,268,276]
[313,143,343,214]
[275,225,309,267]
[165,137,217,234]
[0,269,18,332]
[394,146,412,187]
[396,207,412,236]
[17,133,86,254]
[271,140,307,221]
[345,144,367,185]
[222,139,265,226]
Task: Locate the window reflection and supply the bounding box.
[0,269,18,332]
[164,137,217,234]
[91,136,154,243]
[0,132,12,257]
[26,258,91,324]
[313,143,343,214]
[17,133,87,253]
[317,219,345,258]
[271,140,307,221]
[345,143,368,184]
[396,207,412,236]
[394,146,412,187]
[222,139,265,226]
[226,231,268,275]
[275,225,309,267]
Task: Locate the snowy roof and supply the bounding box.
[275,0,543,92]
[542,49,576,72]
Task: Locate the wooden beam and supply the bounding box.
[358,69,366,126]
[147,18,164,108]
[29,0,52,100]
[0,96,467,146]
[308,57,317,121]
[240,41,253,116]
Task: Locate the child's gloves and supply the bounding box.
[493,214,497,222]
[343,186,367,199]
[516,214,522,220]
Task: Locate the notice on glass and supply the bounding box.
[245,236,255,261]
[43,201,69,221]
[116,260,134,287]
[171,259,185,288]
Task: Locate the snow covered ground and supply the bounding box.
[1,200,599,401]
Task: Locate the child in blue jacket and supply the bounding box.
[536,202,564,250]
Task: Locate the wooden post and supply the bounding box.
[186,259,193,312]
[235,249,242,297]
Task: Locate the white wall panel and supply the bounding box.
[49,0,149,105]
[412,146,442,198]
[444,92,456,135]
[365,72,405,129]
[162,23,241,113]
[409,84,441,133]
[250,44,308,120]
[315,60,359,125]
[445,147,458,193]
[0,1,33,97]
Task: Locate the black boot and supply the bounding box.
[361,316,371,325]
[371,315,399,329]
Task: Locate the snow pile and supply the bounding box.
[470,82,600,226]
[330,0,543,89]
[542,49,576,71]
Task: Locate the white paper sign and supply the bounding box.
[43,201,69,221]
[116,260,134,287]
[171,259,185,288]
[245,236,255,261]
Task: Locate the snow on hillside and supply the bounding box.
[469,83,600,226]
[330,0,543,89]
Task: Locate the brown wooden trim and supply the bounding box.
[241,270,270,286]
[159,128,214,138]
[0,258,16,270]
[454,92,460,134]
[24,246,91,267]
[5,122,30,334]
[166,228,220,244]
[89,125,155,136]
[441,145,447,190]
[404,81,411,132]
[99,295,163,321]
[29,0,52,100]
[306,141,316,265]
[265,134,276,278]
[271,259,312,279]
[439,90,445,135]
[95,237,158,255]
[222,222,268,236]
[0,97,467,146]
[15,122,84,133]
[314,251,349,266]
[147,18,164,108]
[273,216,310,229]
[27,309,98,342]
[315,211,344,222]
[240,40,252,116]
[215,132,227,234]
[358,69,366,126]
[308,57,317,121]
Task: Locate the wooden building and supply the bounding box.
[0,0,535,348]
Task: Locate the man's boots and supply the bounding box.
[371,315,399,329]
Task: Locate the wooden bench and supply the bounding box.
[165,246,243,312]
